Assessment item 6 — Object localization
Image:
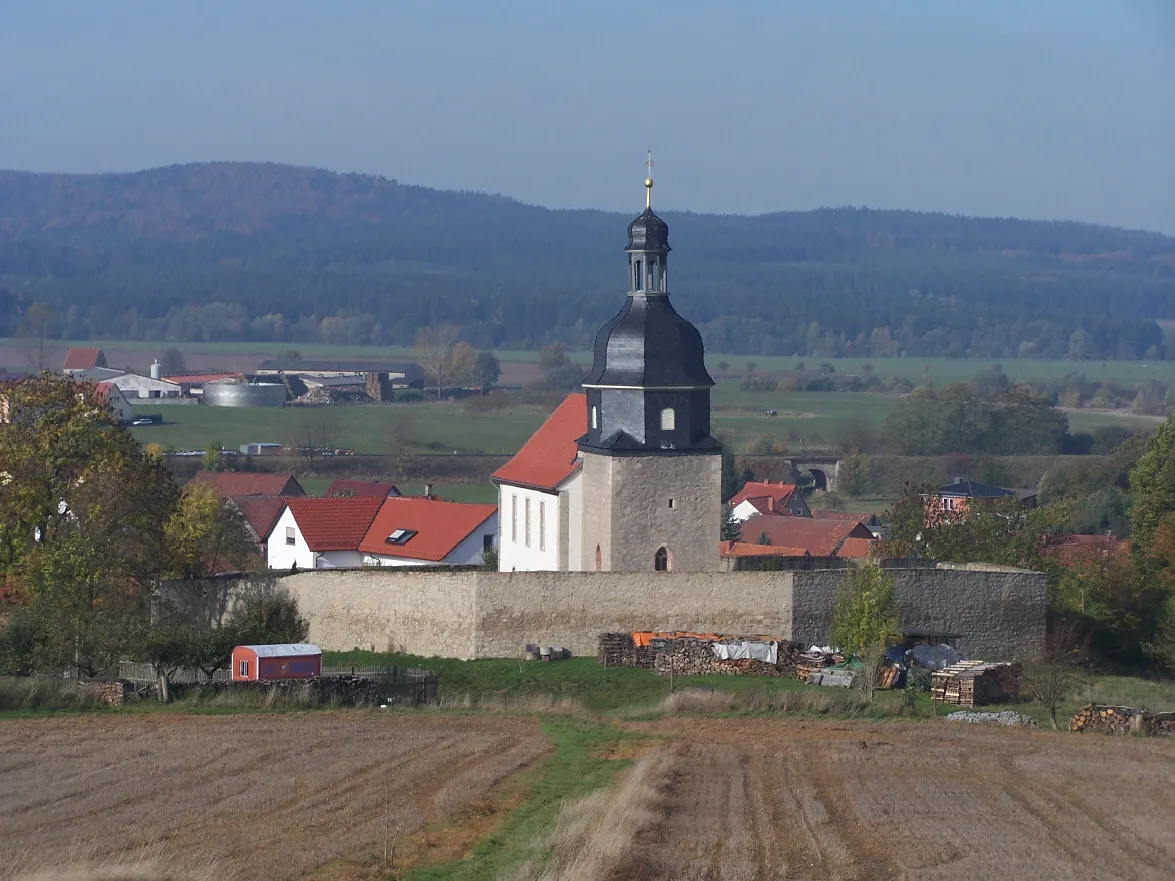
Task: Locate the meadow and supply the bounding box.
[131,384,1160,457]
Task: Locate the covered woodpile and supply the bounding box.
[1069,705,1175,736]
[597,632,800,678]
[931,661,1020,707]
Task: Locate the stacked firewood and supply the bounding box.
[794,648,845,683]
[931,661,1020,707]
[652,639,801,677]
[1070,705,1175,736]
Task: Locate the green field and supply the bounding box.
[10,336,1175,385]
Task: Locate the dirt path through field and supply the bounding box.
[606,717,1175,881]
[0,713,548,881]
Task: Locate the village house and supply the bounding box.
[728,480,811,521]
[358,497,497,567]
[93,381,134,423]
[62,347,108,374]
[266,497,385,569]
[927,477,1038,522]
[264,496,498,569]
[737,512,876,558]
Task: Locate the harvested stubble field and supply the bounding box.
[0,713,548,881]
[534,716,1175,881]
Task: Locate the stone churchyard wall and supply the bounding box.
[259,563,1045,661]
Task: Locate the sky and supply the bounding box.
[1,0,1172,233]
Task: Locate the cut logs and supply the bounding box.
[931,661,1020,707]
[1069,704,1175,736]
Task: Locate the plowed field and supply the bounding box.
[613,718,1175,881]
[0,713,548,881]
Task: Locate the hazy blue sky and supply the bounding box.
[1,1,1172,232]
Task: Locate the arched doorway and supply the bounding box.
[809,469,828,492]
[594,544,602,571]
[654,547,670,571]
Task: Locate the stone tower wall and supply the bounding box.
[580,450,722,572]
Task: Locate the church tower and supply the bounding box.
[578,157,722,572]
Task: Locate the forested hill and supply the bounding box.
[2,162,1174,359]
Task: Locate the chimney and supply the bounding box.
[424,482,434,499]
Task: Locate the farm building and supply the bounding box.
[231,644,322,681]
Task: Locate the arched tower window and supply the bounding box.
[591,406,598,429]
[660,407,675,431]
[595,544,602,571]
[654,547,669,571]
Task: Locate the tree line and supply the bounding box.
[1,163,1173,360]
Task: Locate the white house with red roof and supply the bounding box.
[266,497,384,569]
[728,480,811,522]
[491,393,586,571]
[93,381,134,423]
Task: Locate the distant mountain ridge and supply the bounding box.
[0,162,1173,359]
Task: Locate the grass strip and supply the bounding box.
[398,717,645,881]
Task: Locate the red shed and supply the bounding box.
[232,644,322,681]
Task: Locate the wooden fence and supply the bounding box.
[116,662,438,705]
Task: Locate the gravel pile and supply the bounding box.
[945,710,1037,728]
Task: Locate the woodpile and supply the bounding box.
[795,648,846,682]
[597,632,800,678]
[1069,704,1175,736]
[931,661,1020,707]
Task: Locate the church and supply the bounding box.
[493,167,722,572]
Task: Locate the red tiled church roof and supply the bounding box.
[719,540,809,558]
[191,471,305,498]
[492,393,586,491]
[359,498,496,562]
[281,497,385,551]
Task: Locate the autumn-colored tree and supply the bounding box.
[164,481,258,579]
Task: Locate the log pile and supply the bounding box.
[1069,704,1175,736]
[597,633,653,669]
[598,632,800,678]
[795,648,846,682]
[931,661,1020,707]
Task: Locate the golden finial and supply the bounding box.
[645,150,654,209]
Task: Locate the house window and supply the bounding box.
[654,547,669,572]
[285,526,295,546]
[539,500,546,551]
[511,494,517,542]
[525,497,531,547]
[239,660,249,677]
[660,408,675,431]
[591,406,598,429]
[483,533,494,553]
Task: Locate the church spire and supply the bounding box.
[645,150,654,209]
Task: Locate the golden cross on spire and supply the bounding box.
[645,150,654,209]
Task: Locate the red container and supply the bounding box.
[231,644,322,681]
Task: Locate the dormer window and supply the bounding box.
[385,528,417,545]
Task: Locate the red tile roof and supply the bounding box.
[1044,533,1129,567]
[729,481,799,514]
[325,479,401,498]
[283,497,385,551]
[492,393,586,490]
[719,540,809,558]
[740,513,874,557]
[836,537,877,559]
[63,347,106,370]
[232,495,287,544]
[359,498,497,562]
[191,471,305,498]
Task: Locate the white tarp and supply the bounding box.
[906,643,965,670]
[711,640,778,664]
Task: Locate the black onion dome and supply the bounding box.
[583,294,714,389]
[626,207,670,253]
